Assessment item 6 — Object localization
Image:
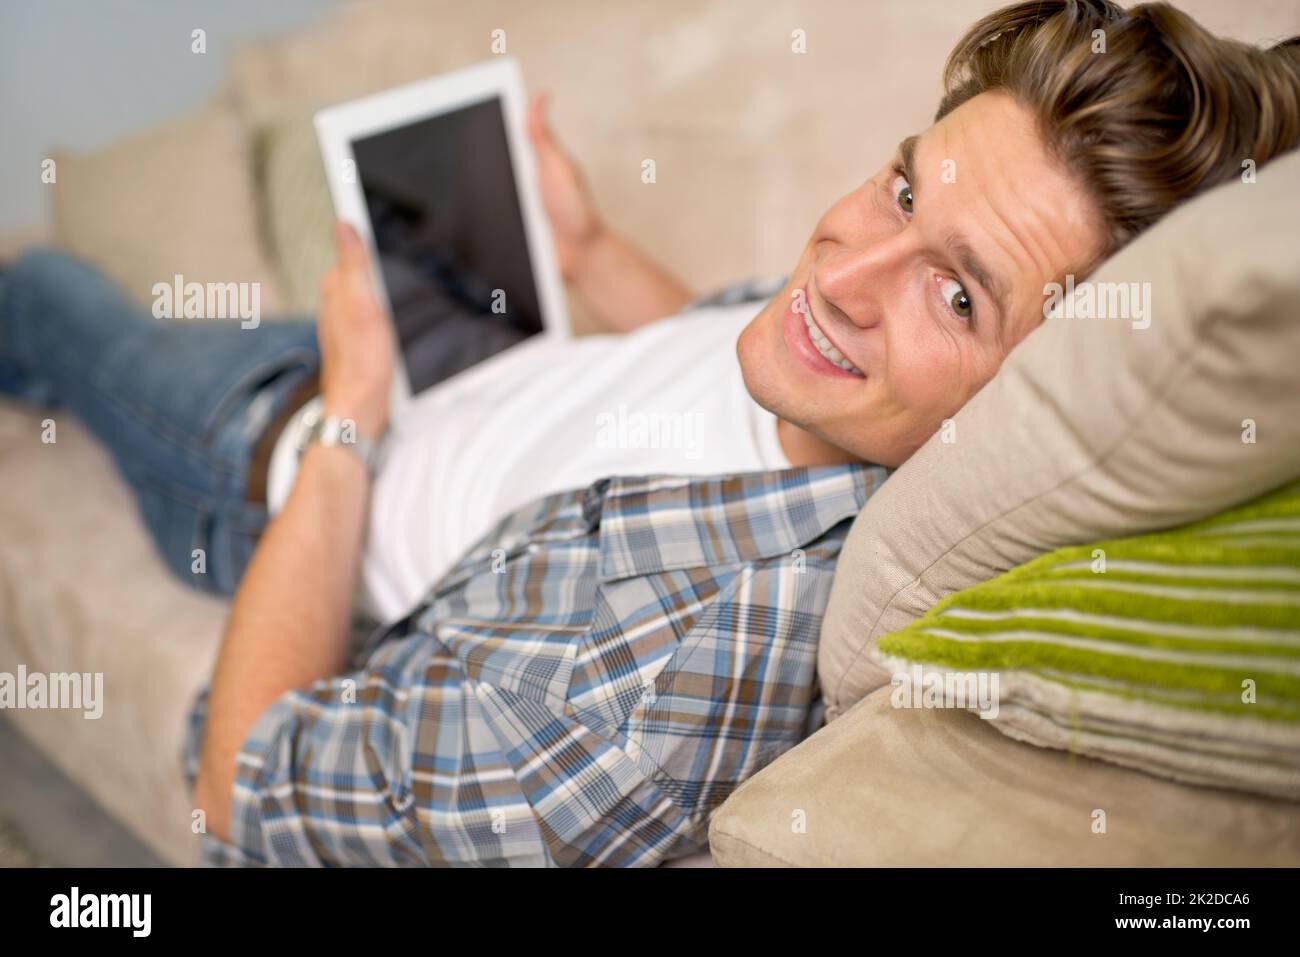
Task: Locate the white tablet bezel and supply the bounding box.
[314,57,570,424]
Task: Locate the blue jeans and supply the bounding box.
[0,249,320,595]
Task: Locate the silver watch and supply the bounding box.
[294,406,384,475]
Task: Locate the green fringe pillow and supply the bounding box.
[870,479,1300,800]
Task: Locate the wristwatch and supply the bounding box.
[293,405,385,476]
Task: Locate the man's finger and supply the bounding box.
[334,222,375,297]
[335,222,364,264]
[527,92,550,145]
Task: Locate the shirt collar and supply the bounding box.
[586,464,890,583]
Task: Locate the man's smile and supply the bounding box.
[782,285,865,378]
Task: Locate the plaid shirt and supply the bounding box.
[182,461,888,867]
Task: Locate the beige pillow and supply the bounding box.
[818,149,1300,721]
[51,98,285,314]
[709,688,1300,866]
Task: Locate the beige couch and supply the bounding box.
[3,0,1296,867]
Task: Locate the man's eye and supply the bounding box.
[938,277,973,321]
[890,174,913,215]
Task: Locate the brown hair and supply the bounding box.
[939,0,1300,260]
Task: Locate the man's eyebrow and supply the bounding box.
[897,135,919,184]
[946,234,1009,332]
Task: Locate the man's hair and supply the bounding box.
[939,0,1300,261]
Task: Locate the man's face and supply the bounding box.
[738,90,1104,468]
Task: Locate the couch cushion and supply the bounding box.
[819,148,1300,721]
[709,687,1300,867]
[0,403,225,866]
[50,98,285,314]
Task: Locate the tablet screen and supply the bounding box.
[352,96,544,396]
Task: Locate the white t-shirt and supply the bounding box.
[267,302,790,623]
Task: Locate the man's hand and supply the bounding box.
[526,92,694,333]
[527,92,603,281]
[318,223,393,437]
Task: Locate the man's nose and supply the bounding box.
[813,236,912,331]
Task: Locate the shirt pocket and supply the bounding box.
[565,566,732,739]
[431,615,584,715]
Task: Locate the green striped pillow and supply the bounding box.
[870,478,1300,800]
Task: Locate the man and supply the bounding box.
[2,1,1297,865]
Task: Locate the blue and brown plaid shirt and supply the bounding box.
[182,463,889,866]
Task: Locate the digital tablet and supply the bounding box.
[315,57,569,420]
